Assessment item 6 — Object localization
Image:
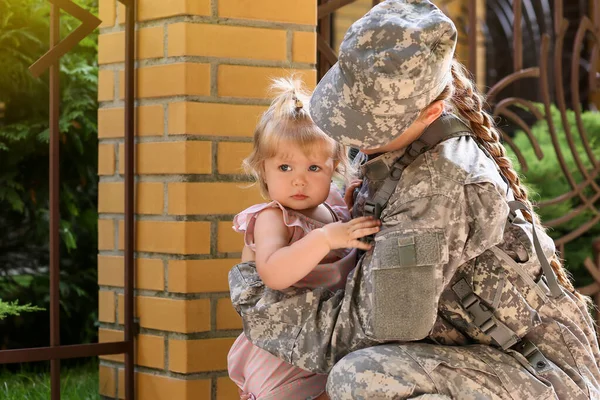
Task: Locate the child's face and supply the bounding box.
[263,141,335,211]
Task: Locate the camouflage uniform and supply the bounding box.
[229,1,600,399]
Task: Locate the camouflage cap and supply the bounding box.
[309,0,457,150]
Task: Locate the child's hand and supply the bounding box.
[319,216,380,251]
[344,179,362,210]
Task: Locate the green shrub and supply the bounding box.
[505,104,600,286]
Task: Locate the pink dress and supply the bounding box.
[227,188,357,400]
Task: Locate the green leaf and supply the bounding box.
[0,299,44,320]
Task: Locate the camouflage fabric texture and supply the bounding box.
[326,343,557,399]
[229,0,600,398]
[229,117,600,399]
[309,0,457,150]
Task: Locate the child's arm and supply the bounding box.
[253,207,379,290]
[241,245,255,262]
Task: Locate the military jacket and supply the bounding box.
[229,117,600,399]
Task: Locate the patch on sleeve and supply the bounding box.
[370,230,448,341]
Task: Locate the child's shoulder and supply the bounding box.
[233,201,284,233]
[233,200,314,250]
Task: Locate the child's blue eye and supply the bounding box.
[279,164,291,172]
[309,165,321,172]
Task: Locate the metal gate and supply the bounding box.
[317,0,600,317]
[0,0,137,399]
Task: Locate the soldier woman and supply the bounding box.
[229,1,600,398]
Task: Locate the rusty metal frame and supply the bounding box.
[0,0,137,399]
[317,0,600,316]
[483,0,600,279]
[317,0,383,80]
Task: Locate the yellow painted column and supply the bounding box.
[96,0,317,398]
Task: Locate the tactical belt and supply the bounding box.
[451,278,520,350]
[507,201,563,298]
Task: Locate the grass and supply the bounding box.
[0,360,100,400]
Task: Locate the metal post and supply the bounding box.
[49,3,61,399]
[317,0,333,81]
[468,0,477,79]
[513,0,523,71]
[124,0,136,398]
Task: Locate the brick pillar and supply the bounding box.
[96,1,317,399]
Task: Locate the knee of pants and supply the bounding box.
[325,345,436,400]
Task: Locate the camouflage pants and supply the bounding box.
[326,343,557,400]
[229,262,572,399]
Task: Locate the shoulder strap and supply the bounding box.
[407,113,473,153]
[363,114,473,219]
[508,201,563,298]
[451,277,520,349]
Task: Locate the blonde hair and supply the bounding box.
[243,76,350,198]
[432,59,587,304]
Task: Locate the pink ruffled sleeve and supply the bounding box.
[232,201,310,251]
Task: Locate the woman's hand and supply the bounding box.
[344,179,363,210]
[319,216,380,251]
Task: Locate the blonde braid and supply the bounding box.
[435,59,586,303]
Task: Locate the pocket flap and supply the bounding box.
[243,314,301,364]
[369,229,448,341]
[229,261,266,313]
[374,230,448,270]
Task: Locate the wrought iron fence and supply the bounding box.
[0,0,137,399]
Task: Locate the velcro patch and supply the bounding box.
[370,229,448,341]
[374,231,447,270]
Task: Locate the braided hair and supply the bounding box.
[433,59,587,304]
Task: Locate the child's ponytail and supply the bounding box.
[269,76,312,122]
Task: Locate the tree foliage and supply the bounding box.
[0,0,99,348]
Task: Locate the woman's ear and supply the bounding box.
[420,100,445,125]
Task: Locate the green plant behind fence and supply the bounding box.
[0,299,43,320]
[506,104,600,286]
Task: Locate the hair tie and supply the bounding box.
[293,96,304,112]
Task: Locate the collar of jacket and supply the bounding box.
[359,114,471,181]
